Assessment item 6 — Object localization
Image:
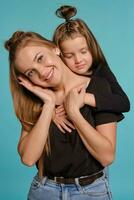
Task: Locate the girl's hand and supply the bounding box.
[64,84,86,119]
[52,104,75,133]
[18,76,56,104]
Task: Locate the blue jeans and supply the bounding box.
[27,173,112,200]
[103,167,109,181]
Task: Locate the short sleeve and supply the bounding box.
[94,111,124,126]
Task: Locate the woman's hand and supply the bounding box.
[52,104,75,133]
[18,76,56,105]
[64,84,86,120]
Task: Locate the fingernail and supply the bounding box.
[17,78,21,83]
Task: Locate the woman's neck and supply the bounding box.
[55,64,90,105]
[63,67,90,95]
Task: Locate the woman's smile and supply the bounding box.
[45,67,54,81]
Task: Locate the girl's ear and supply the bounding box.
[53,47,61,56]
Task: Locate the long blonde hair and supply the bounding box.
[5,31,56,178]
[53,5,108,72]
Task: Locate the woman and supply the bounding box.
[5,31,123,200]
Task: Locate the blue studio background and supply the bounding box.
[0,0,133,199]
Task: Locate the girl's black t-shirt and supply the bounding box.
[43,76,124,178]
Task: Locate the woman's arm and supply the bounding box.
[92,64,130,113]
[64,85,120,166]
[71,111,116,166]
[17,76,55,166]
[18,103,54,167]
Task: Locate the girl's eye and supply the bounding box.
[37,55,43,63]
[64,54,73,59]
[81,50,87,54]
[27,70,35,77]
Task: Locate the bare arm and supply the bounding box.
[71,111,116,166]
[18,103,54,166]
[17,76,55,166]
[65,85,117,166]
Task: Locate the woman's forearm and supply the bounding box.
[71,110,116,166]
[18,103,55,166]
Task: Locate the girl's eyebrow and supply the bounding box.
[63,46,88,54]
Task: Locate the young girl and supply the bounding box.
[52,5,130,133]
[5,30,123,200]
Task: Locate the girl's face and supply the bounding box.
[60,36,93,75]
[15,45,63,89]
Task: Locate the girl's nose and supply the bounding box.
[75,54,82,63]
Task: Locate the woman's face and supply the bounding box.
[15,45,63,89]
[60,36,93,75]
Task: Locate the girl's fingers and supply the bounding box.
[57,104,64,109]
[55,106,65,114]
[63,118,75,129]
[76,83,86,93]
[56,110,66,116]
[60,121,72,133]
[56,124,66,133]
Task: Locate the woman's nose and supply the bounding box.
[35,64,46,79]
[37,65,51,80]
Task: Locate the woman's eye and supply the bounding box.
[27,70,35,77]
[37,55,43,63]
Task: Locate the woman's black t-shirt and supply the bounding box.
[43,76,124,178]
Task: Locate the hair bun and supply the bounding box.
[55,5,77,21]
[4,31,25,51]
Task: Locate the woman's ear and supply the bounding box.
[54,47,61,56]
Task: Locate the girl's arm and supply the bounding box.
[92,64,130,113]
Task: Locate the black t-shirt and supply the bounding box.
[43,76,123,178]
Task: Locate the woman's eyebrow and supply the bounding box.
[33,52,41,62]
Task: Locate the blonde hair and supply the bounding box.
[53,5,108,72]
[5,31,55,178]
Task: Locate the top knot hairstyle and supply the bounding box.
[55,5,77,22]
[5,31,27,51]
[53,5,108,70]
[5,31,56,63]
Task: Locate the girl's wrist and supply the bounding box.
[84,93,96,107]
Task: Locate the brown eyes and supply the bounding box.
[27,70,36,77]
[37,55,43,63]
